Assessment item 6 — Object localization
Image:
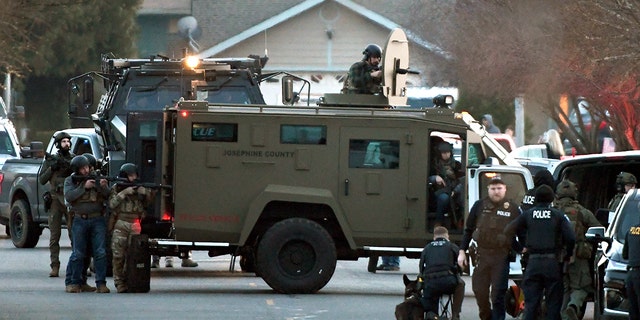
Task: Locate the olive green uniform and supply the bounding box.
[109,184,153,293]
[38,151,74,272]
[554,189,601,319]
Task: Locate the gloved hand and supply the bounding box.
[119,187,136,197]
[137,186,147,195]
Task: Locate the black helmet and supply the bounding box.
[82,153,97,168]
[70,155,90,173]
[437,142,453,153]
[119,163,138,179]
[617,172,637,185]
[53,131,72,148]
[362,44,382,59]
[556,179,578,199]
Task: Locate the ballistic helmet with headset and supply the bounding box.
[119,163,138,179]
[363,44,382,60]
[616,172,637,192]
[53,131,72,149]
[70,155,90,173]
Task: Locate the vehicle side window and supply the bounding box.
[75,137,92,156]
[478,172,528,204]
[191,123,238,142]
[615,196,640,242]
[349,139,399,169]
[0,131,16,156]
[280,125,327,145]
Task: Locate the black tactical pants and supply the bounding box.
[472,250,510,320]
[522,255,563,320]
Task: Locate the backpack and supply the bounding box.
[557,199,592,259]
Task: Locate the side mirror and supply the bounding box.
[282,76,296,105]
[585,226,612,246]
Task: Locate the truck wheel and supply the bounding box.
[256,218,336,294]
[240,254,256,273]
[10,199,40,248]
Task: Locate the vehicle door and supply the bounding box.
[338,127,408,234]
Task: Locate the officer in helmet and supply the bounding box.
[109,163,154,293]
[429,141,464,227]
[608,172,637,211]
[38,131,74,277]
[554,179,601,320]
[341,44,383,94]
[63,155,111,293]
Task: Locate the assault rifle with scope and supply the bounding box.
[70,174,128,184]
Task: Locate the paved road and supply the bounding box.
[0,228,595,319]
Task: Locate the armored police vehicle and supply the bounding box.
[70,28,533,293]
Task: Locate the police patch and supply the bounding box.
[504,202,510,209]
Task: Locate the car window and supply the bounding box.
[0,131,17,156]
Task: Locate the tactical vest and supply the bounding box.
[473,199,519,250]
[432,159,459,192]
[113,188,147,221]
[555,197,592,259]
[49,153,74,195]
[422,239,455,275]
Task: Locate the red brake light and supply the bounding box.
[180,110,188,118]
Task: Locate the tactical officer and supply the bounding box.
[38,131,74,277]
[623,214,640,320]
[553,179,601,320]
[109,163,154,293]
[458,176,522,320]
[429,141,464,227]
[520,169,555,212]
[63,155,111,293]
[608,172,637,211]
[341,44,383,94]
[504,185,575,320]
[419,226,464,320]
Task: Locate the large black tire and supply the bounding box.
[10,199,41,248]
[240,253,256,273]
[256,218,336,294]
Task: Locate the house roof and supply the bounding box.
[140,0,451,60]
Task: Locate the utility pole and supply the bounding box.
[515,95,525,147]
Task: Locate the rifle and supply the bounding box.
[45,152,71,174]
[115,181,173,190]
[71,174,128,184]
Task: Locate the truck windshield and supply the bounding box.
[125,86,252,111]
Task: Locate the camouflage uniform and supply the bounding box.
[38,143,74,276]
[554,180,601,320]
[109,183,153,293]
[342,61,381,94]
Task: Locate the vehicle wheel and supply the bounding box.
[256,218,336,294]
[240,253,256,273]
[10,199,40,248]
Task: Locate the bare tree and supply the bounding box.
[422,0,640,152]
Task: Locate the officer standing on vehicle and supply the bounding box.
[341,44,383,94]
[623,213,640,320]
[109,163,154,293]
[63,155,111,293]
[38,131,74,277]
[420,226,464,320]
[608,172,637,211]
[458,176,521,320]
[554,179,601,320]
[504,185,575,320]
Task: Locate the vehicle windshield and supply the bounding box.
[125,86,252,111]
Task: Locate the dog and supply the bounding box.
[394,274,425,320]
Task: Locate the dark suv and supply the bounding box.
[589,188,640,319]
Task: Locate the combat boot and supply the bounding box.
[116,285,128,293]
[65,285,81,293]
[165,257,173,268]
[151,256,160,268]
[181,258,198,267]
[49,264,60,277]
[80,283,96,292]
[96,284,111,293]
